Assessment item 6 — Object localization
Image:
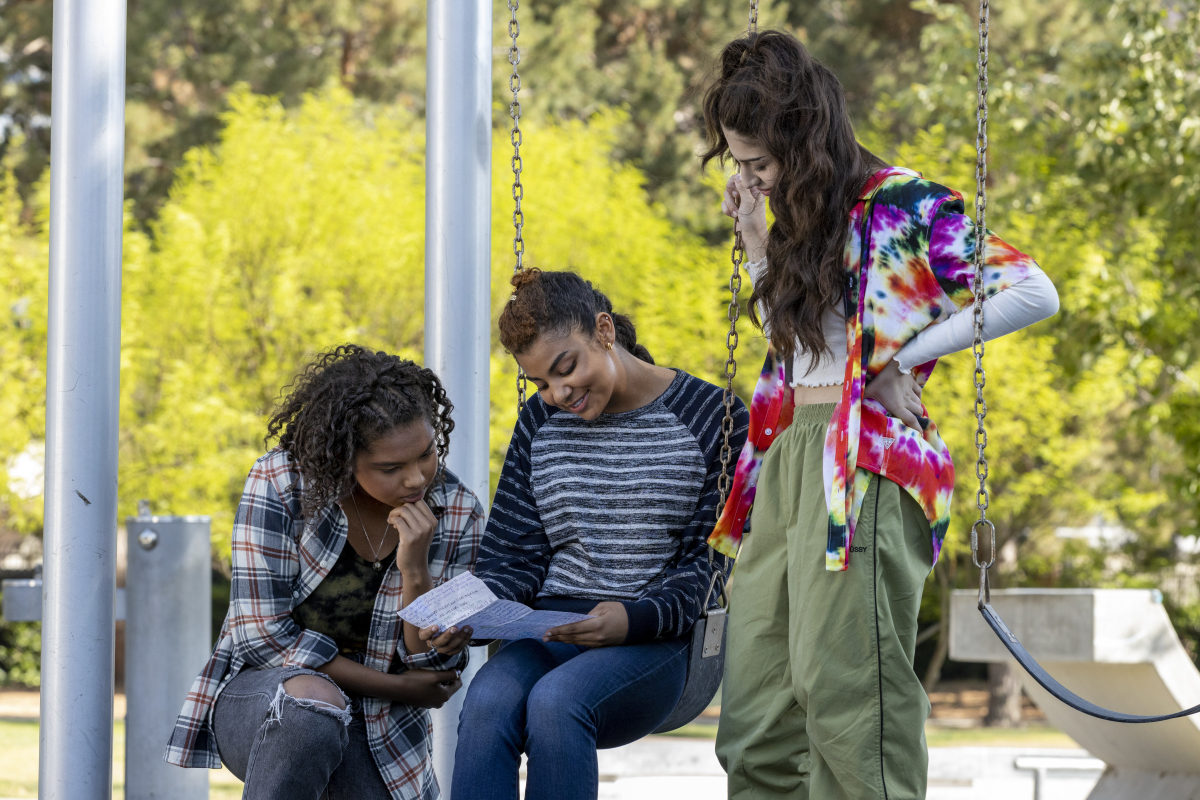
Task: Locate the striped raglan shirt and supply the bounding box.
[479,369,749,643]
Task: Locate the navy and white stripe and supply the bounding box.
[479,369,749,643]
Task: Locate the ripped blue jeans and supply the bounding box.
[211,665,390,800]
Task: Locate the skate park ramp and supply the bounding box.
[950,588,1200,799]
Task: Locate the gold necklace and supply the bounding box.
[350,492,390,572]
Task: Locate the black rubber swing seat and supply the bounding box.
[652,604,728,734]
[980,602,1200,723]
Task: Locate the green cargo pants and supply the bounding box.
[716,403,933,800]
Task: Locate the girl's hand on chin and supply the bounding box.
[863,360,927,431]
[390,498,437,575]
[542,601,629,647]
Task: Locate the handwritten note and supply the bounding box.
[397,572,495,630]
[399,572,593,640]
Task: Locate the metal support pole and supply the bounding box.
[124,515,212,800]
[425,0,492,792]
[39,0,127,797]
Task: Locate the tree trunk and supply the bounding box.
[340,30,356,87]
[985,662,1024,727]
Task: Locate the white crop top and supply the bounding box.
[744,258,1059,388]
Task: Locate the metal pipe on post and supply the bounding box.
[425,0,492,792]
[39,0,127,796]
[124,515,212,800]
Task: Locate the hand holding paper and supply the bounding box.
[400,572,594,641]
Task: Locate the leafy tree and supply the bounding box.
[0,612,39,686]
[0,86,758,558]
[2,1,939,232]
[119,87,429,555]
[866,0,1200,674]
[0,139,47,534]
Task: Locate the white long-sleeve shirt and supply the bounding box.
[745,259,1060,387]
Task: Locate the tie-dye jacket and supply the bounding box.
[708,167,1038,571]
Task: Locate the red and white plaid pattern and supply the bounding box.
[165,447,484,800]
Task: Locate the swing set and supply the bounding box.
[505,0,1200,728]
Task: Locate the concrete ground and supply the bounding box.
[2,688,1103,799]
[538,738,1102,800]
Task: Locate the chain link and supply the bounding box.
[509,0,528,410]
[748,0,760,34]
[970,0,995,573]
[717,229,743,517]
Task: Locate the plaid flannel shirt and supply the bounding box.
[164,447,484,800]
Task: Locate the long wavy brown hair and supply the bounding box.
[701,30,886,363]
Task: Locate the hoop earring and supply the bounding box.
[605,341,614,351]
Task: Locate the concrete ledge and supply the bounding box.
[1086,767,1200,800]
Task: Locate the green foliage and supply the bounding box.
[870,0,1200,667]
[0,0,1196,673]
[0,141,47,534]
[0,87,757,557]
[120,86,428,554]
[3,1,934,233]
[0,615,39,687]
[1167,597,1200,666]
[871,0,1200,539]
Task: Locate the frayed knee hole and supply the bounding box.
[282,674,349,710]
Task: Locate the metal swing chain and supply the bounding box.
[509,0,528,410]
[970,0,996,606]
[708,0,757,581]
[717,231,744,520]
[705,215,744,600]
[701,0,756,598]
[716,0,756,516]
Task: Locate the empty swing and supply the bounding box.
[964,0,1200,723]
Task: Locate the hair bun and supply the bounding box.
[510,268,543,292]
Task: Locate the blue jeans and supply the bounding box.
[212,665,390,800]
[450,638,689,800]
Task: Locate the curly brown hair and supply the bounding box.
[266,344,454,519]
[701,30,886,363]
[498,268,654,364]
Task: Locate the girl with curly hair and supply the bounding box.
[701,31,1059,800]
[450,269,748,800]
[166,344,485,800]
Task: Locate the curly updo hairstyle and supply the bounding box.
[498,269,654,364]
[266,344,454,519]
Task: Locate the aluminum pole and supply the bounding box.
[39,0,127,797]
[425,0,492,792]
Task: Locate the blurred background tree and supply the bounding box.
[0,0,1196,688]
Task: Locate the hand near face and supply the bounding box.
[542,601,629,648]
[721,174,769,261]
[389,499,437,576]
[864,359,926,431]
